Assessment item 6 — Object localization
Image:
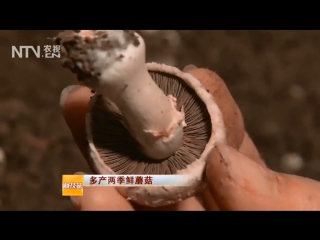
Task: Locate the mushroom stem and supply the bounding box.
[61,30,186,160]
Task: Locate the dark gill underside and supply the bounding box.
[90,71,211,174]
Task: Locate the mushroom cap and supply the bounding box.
[86,63,228,207]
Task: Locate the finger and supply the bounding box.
[71,187,134,211]
[70,172,134,211]
[239,132,266,167]
[198,186,220,210]
[132,196,204,211]
[206,143,320,210]
[200,132,266,210]
[60,85,92,160]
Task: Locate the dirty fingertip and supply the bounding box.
[60,85,81,108]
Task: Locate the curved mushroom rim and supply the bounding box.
[85,62,227,207]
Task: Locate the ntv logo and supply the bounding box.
[11,45,61,58]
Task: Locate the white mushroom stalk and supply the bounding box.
[60,30,186,160]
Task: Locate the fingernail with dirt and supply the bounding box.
[60,85,81,108]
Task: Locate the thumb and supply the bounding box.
[70,172,134,211]
[206,143,320,210]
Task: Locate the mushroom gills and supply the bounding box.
[90,71,211,175]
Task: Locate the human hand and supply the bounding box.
[60,65,320,211]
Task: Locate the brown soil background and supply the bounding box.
[1,30,320,210]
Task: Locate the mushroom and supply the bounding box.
[55,30,244,207]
